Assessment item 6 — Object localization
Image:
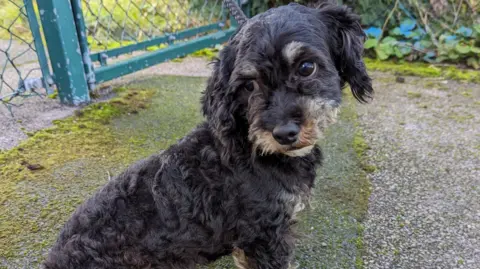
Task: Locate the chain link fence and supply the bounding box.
[82,0,225,67]
[0,0,239,114]
[0,0,52,112]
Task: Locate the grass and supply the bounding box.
[0,77,372,268]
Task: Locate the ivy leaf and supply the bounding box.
[399,19,416,33]
[423,54,435,63]
[413,41,424,50]
[455,26,473,37]
[448,51,459,60]
[364,38,378,49]
[380,42,395,55]
[420,40,433,49]
[381,36,397,45]
[398,44,412,55]
[364,27,382,39]
[455,43,471,54]
[423,51,436,63]
[375,48,389,60]
[471,47,480,54]
[435,56,448,63]
[467,57,480,69]
[474,24,480,34]
[390,27,402,36]
[439,34,458,44]
[394,47,403,58]
[425,51,436,58]
[407,29,426,40]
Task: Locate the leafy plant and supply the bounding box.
[364,17,480,69]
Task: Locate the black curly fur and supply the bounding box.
[43,3,372,269]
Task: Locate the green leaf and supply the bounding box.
[378,43,394,57]
[381,36,397,45]
[398,45,412,55]
[448,51,459,60]
[455,43,471,54]
[375,47,389,60]
[467,57,480,69]
[474,24,480,34]
[394,47,403,58]
[390,27,402,36]
[435,56,448,63]
[364,38,378,49]
[419,40,433,49]
[471,47,480,54]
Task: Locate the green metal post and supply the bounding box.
[71,0,96,92]
[229,0,249,27]
[229,0,241,27]
[242,0,250,18]
[24,0,54,94]
[37,0,90,105]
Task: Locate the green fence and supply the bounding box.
[0,0,248,110]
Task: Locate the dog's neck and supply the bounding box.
[207,121,321,194]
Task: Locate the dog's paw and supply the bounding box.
[288,261,299,269]
[232,247,250,269]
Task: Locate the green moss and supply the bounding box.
[0,85,155,264]
[447,112,475,123]
[461,89,473,98]
[417,103,429,109]
[423,81,437,88]
[47,91,58,99]
[365,58,480,83]
[407,91,422,99]
[353,130,369,158]
[191,47,220,61]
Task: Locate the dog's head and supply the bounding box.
[202,2,373,159]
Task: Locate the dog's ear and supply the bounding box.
[317,3,373,103]
[202,44,236,119]
[201,44,241,162]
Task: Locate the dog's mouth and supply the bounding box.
[250,108,339,157]
[250,128,319,157]
[283,144,316,157]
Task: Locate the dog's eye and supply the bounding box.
[244,81,256,92]
[298,62,316,77]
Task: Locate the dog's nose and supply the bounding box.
[273,122,300,145]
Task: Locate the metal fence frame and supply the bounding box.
[6,0,248,106]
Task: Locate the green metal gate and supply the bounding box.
[0,0,248,109]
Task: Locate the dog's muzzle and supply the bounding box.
[272,122,300,145]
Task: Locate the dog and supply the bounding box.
[43,1,373,268]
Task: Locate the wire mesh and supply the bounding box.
[82,0,226,64]
[0,0,227,112]
[0,0,50,110]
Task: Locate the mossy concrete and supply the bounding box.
[364,58,480,83]
[0,76,371,268]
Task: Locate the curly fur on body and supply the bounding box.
[43,2,373,269]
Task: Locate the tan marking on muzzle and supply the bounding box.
[249,96,338,157]
[251,129,284,156]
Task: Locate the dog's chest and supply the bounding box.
[280,189,308,220]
